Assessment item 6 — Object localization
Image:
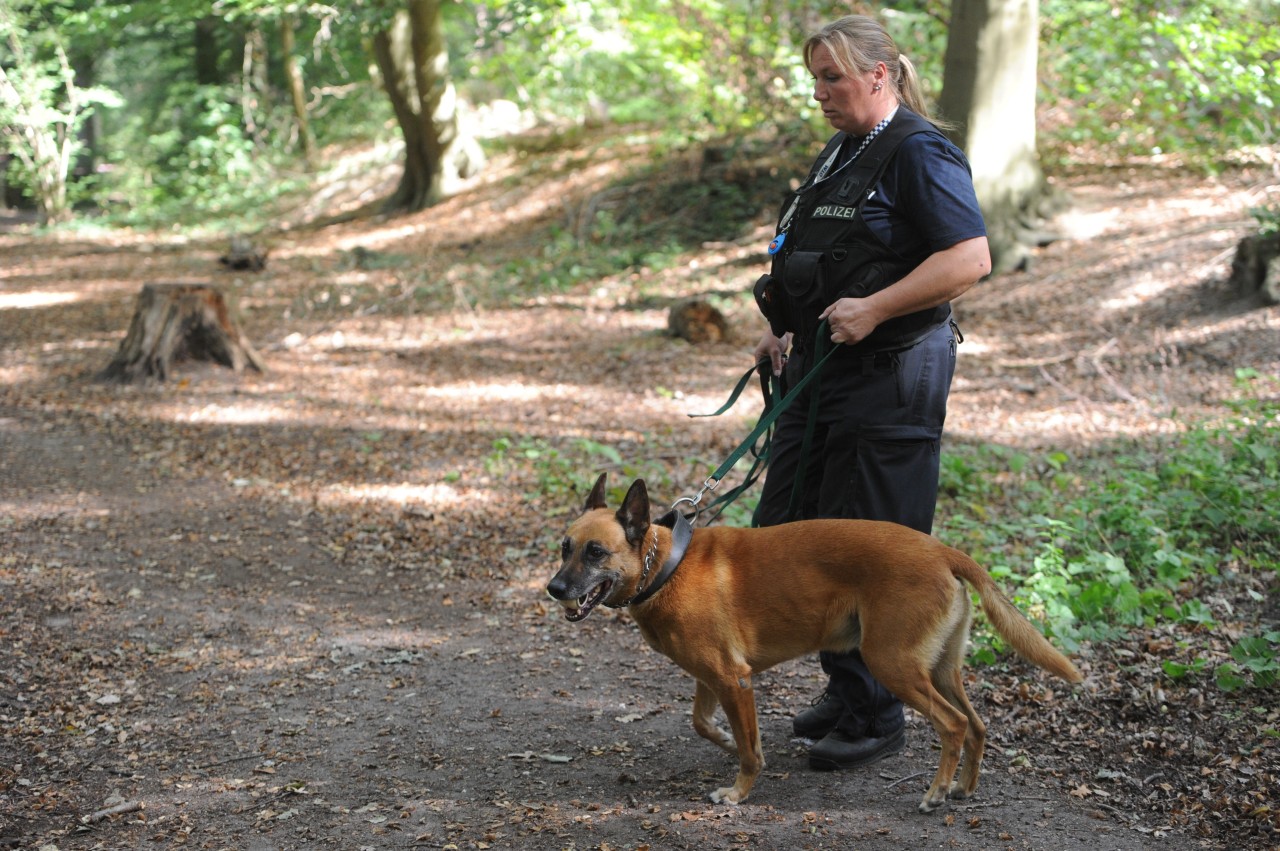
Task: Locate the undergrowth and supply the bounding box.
[936,369,1280,691]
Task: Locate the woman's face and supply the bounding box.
[809,43,887,136]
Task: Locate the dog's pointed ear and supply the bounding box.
[616,479,651,548]
[583,472,609,512]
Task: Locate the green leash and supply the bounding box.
[684,322,838,524]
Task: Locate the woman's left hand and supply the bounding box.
[819,236,991,347]
[820,297,882,346]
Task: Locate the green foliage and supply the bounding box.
[461,0,859,141]
[1041,0,1280,161]
[50,0,385,229]
[486,435,663,507]
[937,376,1280,690]
[7,0,1277,227]
[469,134,793,301]
[0,0,120,222]
[102,82,302,228]
[491,217,683,300]
[1224,633,1280,690]
[1249,202,1280,237]
[484,430,753,528]
[1161,655,1208,680]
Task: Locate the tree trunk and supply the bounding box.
[71,53,100,181]
[372,0,483,213]
[241,26,267,142]
[194,17,221,86]
[96,284,266,384]
[281,16,316,168]
[939,0,1063,273]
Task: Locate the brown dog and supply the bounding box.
[546,474,1083,813]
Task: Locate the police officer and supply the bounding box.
[751,15,990,771]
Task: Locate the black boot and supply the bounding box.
[808,725,906,771]
[792,691,844,739]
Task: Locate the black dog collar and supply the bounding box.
[627,510,693,607]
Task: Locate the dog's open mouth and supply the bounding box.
[564,580,612,622]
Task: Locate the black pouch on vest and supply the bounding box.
[784,250,825,306]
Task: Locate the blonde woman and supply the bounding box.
[751,15,991,771]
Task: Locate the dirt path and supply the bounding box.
[0,407,1189,851]
[3,160,1278,850]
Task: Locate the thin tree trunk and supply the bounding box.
[240,27,268,142]
[195,17,220,86]
[281,16,315,168]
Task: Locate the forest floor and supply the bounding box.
[2,134,1279,851]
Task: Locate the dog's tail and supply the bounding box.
[947,550,1084,684]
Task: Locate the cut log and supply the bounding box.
[668,299,729,344]
[96,283,266,383]
[218,236,268,271]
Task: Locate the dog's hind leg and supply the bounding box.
[871,654,968,814]
[932,596,986,800]
[935,661,985,800]
[692,680,737,755]
[705,678,764,805]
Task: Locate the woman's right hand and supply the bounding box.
[753,330,792,377]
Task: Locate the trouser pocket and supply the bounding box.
[823,423,942,534]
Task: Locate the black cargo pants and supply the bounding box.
[754,319,957,737]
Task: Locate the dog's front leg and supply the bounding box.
[704,679,764,805]
[691,680,736,755]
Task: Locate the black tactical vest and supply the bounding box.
[754,108,952,354]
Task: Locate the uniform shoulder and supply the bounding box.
[895,128,971,171]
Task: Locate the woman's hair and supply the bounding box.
[803,15,943,126]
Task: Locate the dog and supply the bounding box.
[546,473,1083,813]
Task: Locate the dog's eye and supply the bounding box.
[585,542,608,561]
[560,538,572,560]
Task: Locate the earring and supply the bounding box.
[872,83,882,92]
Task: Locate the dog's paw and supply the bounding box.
[709,786,743,805]
[917,790,948,813]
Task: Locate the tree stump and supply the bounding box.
[96,283,266,383]
[1229,232,1280,305]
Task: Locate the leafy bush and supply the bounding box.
[98,82,304,230]
[0,3,121,222]
[937,374,1280,688]
[1040,0,1280,161]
